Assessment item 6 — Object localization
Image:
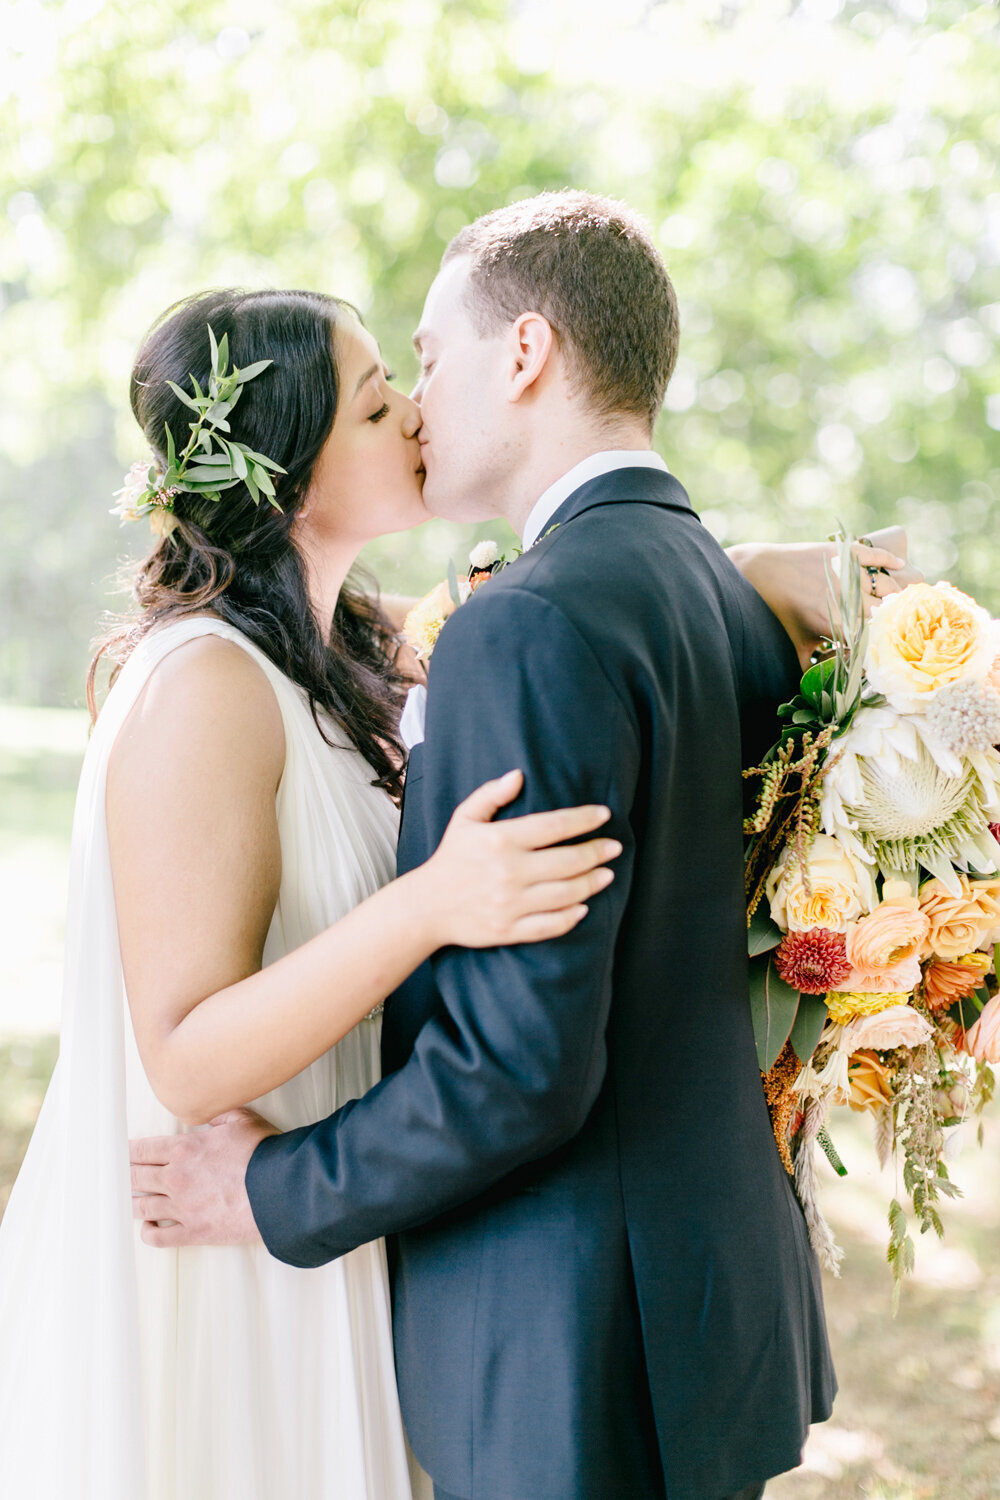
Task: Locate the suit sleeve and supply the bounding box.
[246,586,642,1266]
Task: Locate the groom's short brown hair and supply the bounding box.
[444,190,679,430]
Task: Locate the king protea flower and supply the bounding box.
[821,705,1000,890]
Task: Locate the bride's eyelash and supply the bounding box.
[369,402,390,423]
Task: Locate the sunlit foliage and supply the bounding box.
[1,0,997,704]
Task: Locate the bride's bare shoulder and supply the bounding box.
[109,630,285,794]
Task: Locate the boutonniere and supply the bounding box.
[403,539,519,662]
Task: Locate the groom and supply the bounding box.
[132,192,835,1499]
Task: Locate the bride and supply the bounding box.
[0,285,909,1500]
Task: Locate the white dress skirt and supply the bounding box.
[0,617,433,1500]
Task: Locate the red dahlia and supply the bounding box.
[774,928,852,994]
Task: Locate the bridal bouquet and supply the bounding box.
[746,537,1000,1293]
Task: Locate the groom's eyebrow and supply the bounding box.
[412,330,425,351]
[352,363,381,398]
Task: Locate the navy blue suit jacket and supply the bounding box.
[247,469,835,1500]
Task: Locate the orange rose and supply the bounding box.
[847,1051,893,1113]
[919,876,1000,960]
[922,952,991,1012]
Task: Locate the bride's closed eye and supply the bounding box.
[368,370,396,423]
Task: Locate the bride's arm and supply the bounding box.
[107,637,618,1126]
[727,527,921,668]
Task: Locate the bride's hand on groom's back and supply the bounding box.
[729,526,923,668]
[416,769,622,951]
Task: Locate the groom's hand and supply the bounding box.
[130,1107,279,1248]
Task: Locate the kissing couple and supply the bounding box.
[1,191,910,1499]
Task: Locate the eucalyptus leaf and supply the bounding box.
[237,359,274,382]
[747,905,782,957]
[165,380,201,413]
[231,446,248,479]
[184,464,239,482]
[789,992,828,1062]
[240,447,287,473]
[217,331,229,371]
[164,421,177,468]
[748,955,800,1071]
[253,464,276,498]
[208,324,220,370]
[447,557,462,610]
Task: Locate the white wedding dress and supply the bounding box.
[0,617,433,1500]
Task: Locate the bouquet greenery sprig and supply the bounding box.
[112,325,286,533]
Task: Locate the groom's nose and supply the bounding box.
[401,393,422,438]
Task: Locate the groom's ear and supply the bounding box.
[505,312,555,403]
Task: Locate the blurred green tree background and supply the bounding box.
[2,0,998,708]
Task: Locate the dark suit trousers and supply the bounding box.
[432,1487,766,1500]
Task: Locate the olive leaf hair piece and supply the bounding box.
[112,324,286,526]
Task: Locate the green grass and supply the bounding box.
[0,1035,58,1217]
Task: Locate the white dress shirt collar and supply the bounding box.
[520,449,669,551]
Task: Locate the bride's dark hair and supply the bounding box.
[88,288,408,798]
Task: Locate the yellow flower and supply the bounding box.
[766,833,877,934]
[402,580,457,662]
[865,581,1000,711]
[824,990,911,1024]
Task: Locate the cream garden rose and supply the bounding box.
[865,581,1000,712]
[766,833,877,934]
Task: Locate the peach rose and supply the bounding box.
[922,952,991,1012]
[956,992,1000,1063]
[840,1004,933,1051]
[766,834,877,935]
[842,953,922,996]
[846,896,930,973]
[847,1051,893,1113]
[919,876,1000,960]
[865,581,1000,711]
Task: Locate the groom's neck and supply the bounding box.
[502,419,653,541]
